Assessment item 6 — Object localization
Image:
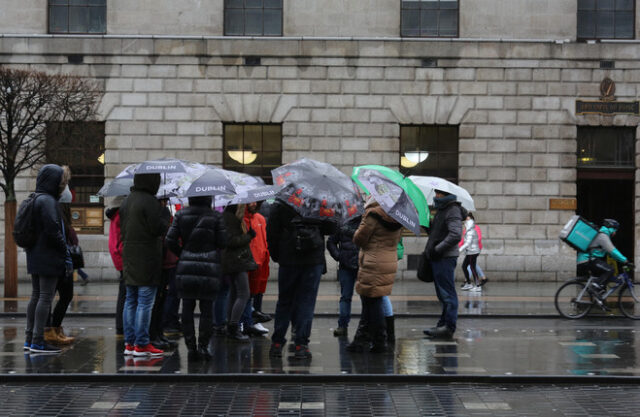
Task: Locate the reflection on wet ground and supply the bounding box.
[1,381,639,416]
[1,317,638,377]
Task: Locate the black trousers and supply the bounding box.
[182,298,214,348]
[115,271,126,333]
[49,274,74,328]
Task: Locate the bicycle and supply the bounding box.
[554,263,640,319]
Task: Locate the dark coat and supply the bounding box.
[326,215,361,271]
[353,203,402,298]
[26,164,69,277]
[266,199,336,267]
[166,205,227,300]
[425,198,464,260]
[120,173,171,286]
[221,206,256,274]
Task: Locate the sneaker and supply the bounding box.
[252,310,272,323]
[80,278,89,286]
[133,344,164,357]
[333,327,348,337]
[23,341,31,351]
[461,283,474,291]
[253,323,269,334]
[29,343,61,354]
[479,277,489,287]
[470,285,482,292]
[269,343,283,358]
[293,345,312,360]
[425,326,454,340]
[123,344,135,355]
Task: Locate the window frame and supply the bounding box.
[576,0,635,41]
[223,0,284,37]
[400,0,460,38]
[48,0,107,35]
[399,124,459,183]
[222,122,283,184]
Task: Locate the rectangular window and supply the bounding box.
[401,0,459,38]
[399,125,459,182]
[224,0,283,36]
[46,121,105,234]
[577,126,635,168]
[223,123,282,184]
[49,0,106,34]
[577,0,634,40]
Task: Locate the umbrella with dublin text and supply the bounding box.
[352,167,422,235]
[181,168,237,198]
[271,158,363,222]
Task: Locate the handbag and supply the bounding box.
[417,250,434,283]
[69,245,85,269]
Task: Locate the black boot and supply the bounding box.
[185,336,199,361]
[385,316,395,344]
[227,323,249,342]
[198,329,212,361]
[346,320,370,352]
[369,321,389,353]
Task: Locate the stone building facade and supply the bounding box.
[1,1,639,281]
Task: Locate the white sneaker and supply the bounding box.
[253,323,269,334]
[470,286,482,292]
[461,283,473,290]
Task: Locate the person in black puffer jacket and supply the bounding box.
[327,215,361,337]
[222,204,256,342]
[166,196,226,360]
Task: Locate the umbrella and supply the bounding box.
[271,158,363,222]
[181,168,237,198]
[135,157,187,174]
[352,165,429,228]
[352,167,422,235]
[408,175,475,211]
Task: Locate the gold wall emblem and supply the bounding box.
[600,77,615,101]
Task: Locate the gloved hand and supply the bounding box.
[624,261,635,271]
[247,228,256,239]
[65,263,74,278]
[428,246,441,261]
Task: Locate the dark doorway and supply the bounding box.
[576,126,636,259]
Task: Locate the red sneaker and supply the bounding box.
[123,344,135,355]
[133,343,164,357]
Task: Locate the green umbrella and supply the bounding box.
[352,165,429,228]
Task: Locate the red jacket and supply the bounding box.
[107,209,123,271]
[244,209,270,294]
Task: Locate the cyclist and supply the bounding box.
[576,218,629,290]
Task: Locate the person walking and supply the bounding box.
[423,189,464,339]
[24,164,71,354]
[222,204,256,342]
[459,213,482,292]
[105,195,125,335]
[346,196,402,353]
[120,173,171,357]
[267,198,336,360]
[44,183,76,346]
[327,215,361,337]
[166,195,227,360]
[241,201,271,336]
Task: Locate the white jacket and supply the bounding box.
[459,221,481,255]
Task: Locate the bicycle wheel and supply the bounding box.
[618,281,640,319]
[555,280,593,319]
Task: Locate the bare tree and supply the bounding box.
[0,67,102,297]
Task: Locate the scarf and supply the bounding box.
[433,194,457,209]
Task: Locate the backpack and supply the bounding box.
[559,215,599,252]
[13,193,43,249]
[291,218,323,254]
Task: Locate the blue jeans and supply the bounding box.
[381,296,393,317]
[240,297,253,329]
[124,285,157,346]
[214,280,230,326]
[432,257,458,333]
[272,264,323,347]
[337,268,357,328]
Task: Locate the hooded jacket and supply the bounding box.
[244,208,270,294]
[166,204,227,299]
[120,173,171,286]
[577,226,628,264]
[221,205,257,274]
[26,164,69,277]
[106,206,123,271]
[327,215,361,271]
[459,220,481,255]
[425,195,464,260]
[353,202,402,298]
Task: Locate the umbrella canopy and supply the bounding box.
[135,157,187,174]
[352,165,429,228]
[409,175,475,211]
[352,167,422,235]
[271,158,363,222]
[182,168,237,198]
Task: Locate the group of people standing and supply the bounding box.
[23,164,483,359]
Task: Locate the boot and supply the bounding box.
[369,321,389,353]
[185,335,199,361]
[198,329,212,361]
[226,323,249,342]
[44,328,58,344]
[346,320,370,352]
[55,327,75,344]
[385,316,395,344]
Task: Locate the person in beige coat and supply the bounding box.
[347,196,402,353]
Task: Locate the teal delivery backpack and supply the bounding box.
[559,215,599,252]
